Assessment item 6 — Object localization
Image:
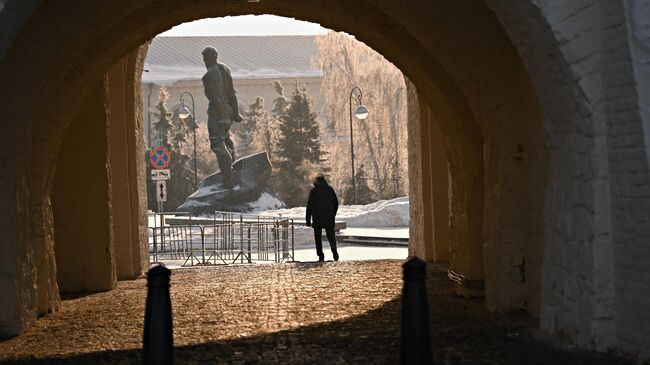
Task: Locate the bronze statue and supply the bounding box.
[201,47,243,188]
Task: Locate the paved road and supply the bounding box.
[0,261,633,364]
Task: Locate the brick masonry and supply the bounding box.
[0,0,648,359]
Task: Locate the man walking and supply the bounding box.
[306,173,340,261]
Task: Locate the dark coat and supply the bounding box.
[306,180,339,229]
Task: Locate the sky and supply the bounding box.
[158,15,329,37]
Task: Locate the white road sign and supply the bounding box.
[151,169,171,180]
[156,181,167,202]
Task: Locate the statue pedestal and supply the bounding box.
[177,152,285,215]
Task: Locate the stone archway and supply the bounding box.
[0,0,551,335]
[1,0,639,355]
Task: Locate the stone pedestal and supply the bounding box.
[178,152,284,215]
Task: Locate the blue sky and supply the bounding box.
[158,15,329,37]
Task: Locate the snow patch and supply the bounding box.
[246,192,285,212]
[258,196,409,228]
[292,226,317,249]
[258,196,409,248]
[189,184,229,199]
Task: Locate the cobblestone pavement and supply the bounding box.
[0,260,636,364]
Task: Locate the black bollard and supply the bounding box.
[400,256,432,365]
[143,264,173,365]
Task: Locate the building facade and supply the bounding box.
[141,36,325,149]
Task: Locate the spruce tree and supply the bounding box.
[237,96,264,157]
[343,164,376,205]
[152,86,173,146]
[249,98,277,155]
[271,81,328,207]
[276,81,326,170]
[272,80,289,117]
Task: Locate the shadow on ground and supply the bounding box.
[0,266,633,365]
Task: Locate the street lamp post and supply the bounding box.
[178,91,198,190]
[348,86,369,205]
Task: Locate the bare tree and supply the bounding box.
[314,32,409,200]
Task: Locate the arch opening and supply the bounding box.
[47,5,545,316]
[1,0,556,344]
[139,18,413,267]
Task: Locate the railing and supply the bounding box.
[147,211,295,266]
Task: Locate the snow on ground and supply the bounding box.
[257,196,410,249]
[148,196,410,252]
[255,196,410,227]
[292,226,317,249]
[245,192,285,211]
[286,227,407,250]
[341,227,409,239]
[149,196,409,228]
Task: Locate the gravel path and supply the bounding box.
[0,260,635,364]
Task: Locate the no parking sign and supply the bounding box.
[150,147,171,169]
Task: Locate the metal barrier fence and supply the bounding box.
[148,211,295,266]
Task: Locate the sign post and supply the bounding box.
[156,180,167,220]
[156,181,167,203]
[150,147,171,215]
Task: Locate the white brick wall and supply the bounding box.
[625,0,650,161]
[605,1,650,356]
[487,0,611,347]
[489,0,650,356]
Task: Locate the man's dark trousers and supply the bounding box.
[314,227,339,261]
